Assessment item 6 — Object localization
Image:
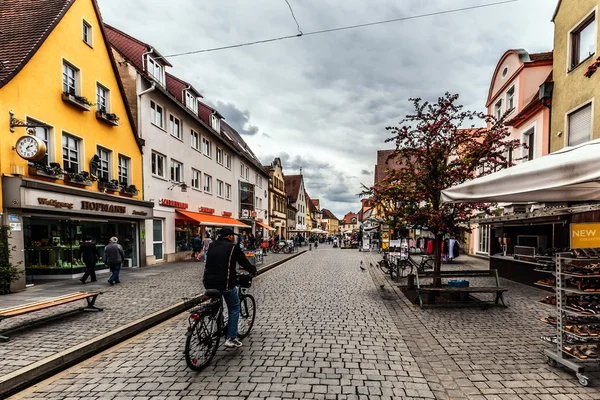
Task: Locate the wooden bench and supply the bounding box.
[0,291,102,342]
[415,269,508,309]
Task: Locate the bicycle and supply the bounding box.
[184,273,256,371]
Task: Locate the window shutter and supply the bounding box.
[568,104,592,146]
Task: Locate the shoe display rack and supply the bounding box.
[543,255,600,387]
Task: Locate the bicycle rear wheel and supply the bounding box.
[421,257,435,271]
[185,312,221,371]
[237,294,256,339]
[378,260,390,276]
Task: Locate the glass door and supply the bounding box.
[153,219,164,260]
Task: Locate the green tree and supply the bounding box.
[0,226,23,294]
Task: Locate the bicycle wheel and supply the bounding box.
[185,312,221,371]
[421,258,435,271]
[283,245,293,254]
[378,260,390,276]
[237,294,256,339]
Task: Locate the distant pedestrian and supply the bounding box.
[79,235,100,284]
[202,233,212,262]
[192,232,202,261]
[105,236,125,285]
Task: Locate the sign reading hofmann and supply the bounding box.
[81,201,126,214]
[571,223,600,249]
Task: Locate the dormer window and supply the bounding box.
[210,114,220,132]
[146,56,165,85]
[185,91,198,114]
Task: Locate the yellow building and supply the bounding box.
[551,0,599,151]
[321,208,340,236]
[0,0,153,290]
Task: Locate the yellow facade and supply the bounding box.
[551,0,600,152]
[326,218,339,235]
[0,0,142,209]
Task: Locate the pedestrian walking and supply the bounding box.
[202,233,212,262]
[105,236,125,285]
[79,235,100,284]
[192,232,202,261]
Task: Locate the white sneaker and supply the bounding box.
[224,338,242,348]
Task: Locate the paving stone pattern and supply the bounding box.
[20,247,435,399]
[0,252,292,377]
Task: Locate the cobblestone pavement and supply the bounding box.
[0,251,294,377]
[18,247,435,400]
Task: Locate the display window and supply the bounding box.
[175,220,198,252]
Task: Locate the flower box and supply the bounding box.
[121,186,139,196]
[65,172,93,186]
[28,163,64,180]
[98,182,121,192]
[95,111,120,126]
[61,92,92,111]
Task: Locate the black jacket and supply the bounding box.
[79,241,100,265]
[104,242,125,265]
[203,237,256,291]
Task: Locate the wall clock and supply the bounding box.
[15,135,47,161]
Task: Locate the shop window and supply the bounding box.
[191,130,199,151]
[28,118,51,164]
[204,174,212,193]
[217,179,224,197]
[97,146,111,181]
[151,151,166,178]
[568,103,592,146]
[477,225,490,254]
[191,169,200,189]
[239,182,255,215]
[176,220,195,252]
[118,154,129,186]
[153,219,164,260]
[169,115,181,140]
[96,84,109,112]
[570,12,596,70]
[62,133,80,173]
[171,159,183,183]
[225,183,232,200]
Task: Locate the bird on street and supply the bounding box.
[360,260,365,271]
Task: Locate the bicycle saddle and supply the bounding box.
[204,289,222,298]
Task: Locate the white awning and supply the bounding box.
[441,139,600,203]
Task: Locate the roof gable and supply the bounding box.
[104,24,172,72]
[552,0,562,22]
[322,208,339,220]
[284,175,303,200]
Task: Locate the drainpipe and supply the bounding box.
[141,48,154,72]
[182,85,191,105]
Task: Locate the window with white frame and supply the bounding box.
[568,103,593,146]
[477,225,490,254]
[185,91,197,113]
[217,179,224,197]
[28,118,51,165]
[150,101,164,129]
[62,133,80,173]
[255,173,259,186]
[225,183,232,199]
[506,86,515,111]
[210,114,220,132]
[245,166,249,180]
[147,56,164,85]
[202,137,211,157]
[151,151,166,178]
[191,130,200,150]
[171,159,183,182]
[118,154,129,186]
[240,163,245,178]
[570,12,596,69]
[97,147,111,181]
[258,176,263,188]
[96,84,109,112]
[523,128,535,161]
[169,115,182,140]
[216,147,223,165]
[191,169,200,189]
[62,62,77,95]
[204,174,212,192]
[224,152,231,169]
[82,20,92,46]
[494,99,502,120]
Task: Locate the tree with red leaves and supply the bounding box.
[364,93,524,280]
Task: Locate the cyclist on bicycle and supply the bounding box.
[203,228,257,348]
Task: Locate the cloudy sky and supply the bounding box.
[98,0,556,218]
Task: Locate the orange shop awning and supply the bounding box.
[176,210,248,228]
[256,221,275,231]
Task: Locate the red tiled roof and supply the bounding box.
[321,208,338,220]
[342,212,358,224]
[0,0,74,88]
[165,72,202,106]
[104,24,172,71]
[529,52,553,63]
[284,175,303,201]
[306,193,318,213]
[311,199,320,209]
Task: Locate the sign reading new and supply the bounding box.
[571,223,600,249]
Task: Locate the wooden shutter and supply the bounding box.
[568,103,592,146]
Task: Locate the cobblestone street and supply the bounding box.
[8,247,600,399]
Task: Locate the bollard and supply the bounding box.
[309,243,312,251]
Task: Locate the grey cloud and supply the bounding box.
[361,169,371,175]
[262,132,272,138]
[206,100,261,136]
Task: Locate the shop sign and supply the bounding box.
[159,199,188,209]
[251,211,257,218]
[81,201,126,214]
[222,211,232,217]
[257,218,263,222]
[8,215,19,222]
[9,222,21,231]
[38,198,74,209]
[132,210,148,216]
[571,223,600,248]
[199,206,215,214]
[242,209,250,217]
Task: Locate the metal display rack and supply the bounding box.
[544,255,600,387]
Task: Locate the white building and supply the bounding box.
[107,25,269,264]
[284,175,308,235]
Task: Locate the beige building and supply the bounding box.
[321,208,340,235]
[551,0,599,152]
[264,158,287,238]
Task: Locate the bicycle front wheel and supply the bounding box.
[237,294,256,339]
[421,258,435,271]
[185,312,221,371]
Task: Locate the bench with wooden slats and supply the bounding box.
[0,291,102,341]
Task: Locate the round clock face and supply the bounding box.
[15,135,47,161]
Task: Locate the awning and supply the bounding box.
[176,210,248,228]
[441,139,600,203]
[256,221,275,231]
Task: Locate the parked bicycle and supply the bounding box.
[379,253,434,279]
[271,240,294,254]
[184,273,256,371]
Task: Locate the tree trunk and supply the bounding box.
[433,233,443,287]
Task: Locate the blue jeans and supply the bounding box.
[204,250,208,262]
[221,287,240,339]
[108,263,121,282]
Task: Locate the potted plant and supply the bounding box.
[95,111,120,126]
[66,170,94,185]
[0,226,23,294]
[30,162,64,179]
[61,91,94,111]
[122,184,139,196]
[98,178,121,192]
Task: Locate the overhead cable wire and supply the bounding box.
[284,0,303,35]
[163,0,518,58]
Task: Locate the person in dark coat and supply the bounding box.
[192,232,202,261]
[104,236,125,285]
[203,228,257,349]
[79,235,101,284]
